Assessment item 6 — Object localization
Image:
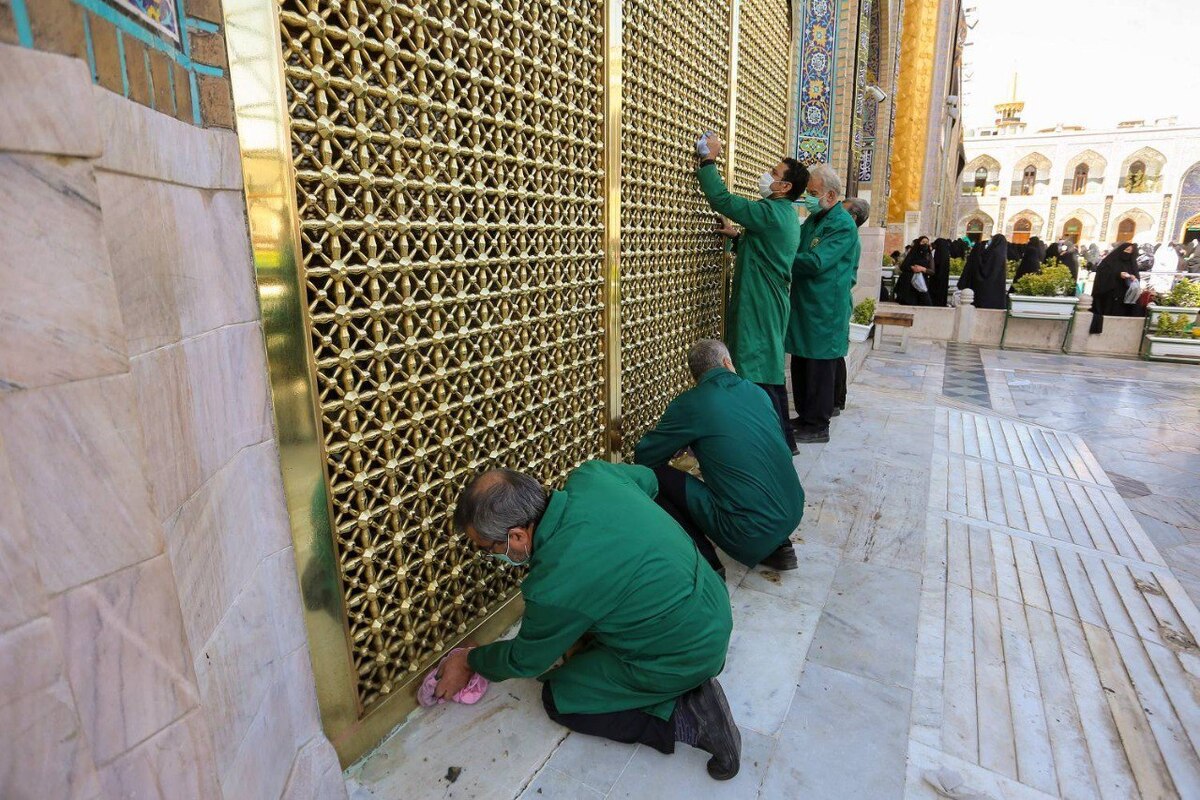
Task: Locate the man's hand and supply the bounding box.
[912,266,927,273]
[434,647,475,700]
[714,219,739,238]
[704,133,723,161]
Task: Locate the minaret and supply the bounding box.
[993,74,1026,135]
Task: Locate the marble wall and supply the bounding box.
[0,43,346,800]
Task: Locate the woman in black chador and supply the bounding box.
[957,238,983,294]
[928,238,953,307]
[895,237,933,305]
[970,234,1009,309]
[1010,236,1045,292]
[1089,242,1139,334]
[1043,241,1060,265]
[1057,241,1080,285]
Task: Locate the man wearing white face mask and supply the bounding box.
[696,133,809,454]
[785,164,861,444]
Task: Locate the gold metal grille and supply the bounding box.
[732,0,792,197]
[617,0,732,456]
[277,0,607,710]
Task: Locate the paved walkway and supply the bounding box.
[345,343,1200,799]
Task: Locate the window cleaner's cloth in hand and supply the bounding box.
[416,648,489,707]
[696,131,716,157]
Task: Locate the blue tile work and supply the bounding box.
[6,0,224,125]
[850,0,872,173]
[1171,162,1200,241]
[794,0,838,165]
[858,0,881,182]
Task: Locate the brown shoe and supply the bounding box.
[759,543,798,571]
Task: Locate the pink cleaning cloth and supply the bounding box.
[417,648,490,707]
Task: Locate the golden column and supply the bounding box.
[886,0,941,225]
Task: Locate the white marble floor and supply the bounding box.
[344,342,1200,800]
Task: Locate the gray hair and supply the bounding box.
[687,339,731,382]
[808,163,843,200]
[842,197,870,226]
[453,469,547,543]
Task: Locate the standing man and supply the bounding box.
[786,163,861,444]
[634,339,805,573]
[436,462,741,779]
[696,133,809,454]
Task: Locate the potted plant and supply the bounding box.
[1145,311,1200,362]
[948,256,965,278]
[849,298,876,342]
[1147,278,1200,329]
[1009,264,1079,318]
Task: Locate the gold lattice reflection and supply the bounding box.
[278,0,607,710]
[617,0,732,456]
[732,0,792,197]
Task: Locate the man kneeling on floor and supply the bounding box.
[633,339,805,573]
[434,461,742,779]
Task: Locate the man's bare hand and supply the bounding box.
[434,647,474,700]
[704,133,723,161]
[714,221,739,238]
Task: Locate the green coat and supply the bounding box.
[697,162,800,385]
[468,460,733,720]
[784,202,861,360]
[633,368,805,567]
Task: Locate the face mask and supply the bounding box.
[758,172,777,198]
[802,194,822,213]
[487,538,527,567]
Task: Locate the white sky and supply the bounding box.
[961,0,1200,131]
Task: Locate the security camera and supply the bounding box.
[866,85,887,103]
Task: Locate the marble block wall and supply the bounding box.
[0,43,346,800]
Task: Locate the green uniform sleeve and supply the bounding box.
[696,163,776,233]
[633,396,694,469]
[606,462,658,498]
[468,600,592,682]
[793,220,858,278]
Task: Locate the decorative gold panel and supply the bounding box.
[616,0,732,456]
[227,0,794,767]
[277,0,607,713]
[731,0,792,197]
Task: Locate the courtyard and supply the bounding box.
[345,344,1200,800]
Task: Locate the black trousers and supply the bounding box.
[790,355,837,432]
[756,383,798,451]
[653,466,724,574]
[834,357,847,411]
[542,682,677,754]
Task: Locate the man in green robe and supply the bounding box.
[634,339,805,572]
[785,163,861,444]
[434,462,741,779]
[696,133,808,453]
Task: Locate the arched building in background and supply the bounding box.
[954,91,1200,247]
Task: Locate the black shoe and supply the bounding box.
[795,427,830,444]
[831,407,842,417]
[758,543,799,571]
[789,444,800,456]
[679,679,741,780]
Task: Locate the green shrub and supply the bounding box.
[948,256,965,276]
[1162,278,1200,309]
[852,298,876,326]
[882,255,893,267]
[1155,312,1195,339]
[1012,264,1074,297]
[1006,259,1020,279]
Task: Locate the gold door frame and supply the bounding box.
[223,0,790,766]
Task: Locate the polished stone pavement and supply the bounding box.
[345,343,1200,799]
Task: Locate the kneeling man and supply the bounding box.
[634,339,805,572]
[435,461,741,779]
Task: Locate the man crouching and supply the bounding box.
[434,461,742,779]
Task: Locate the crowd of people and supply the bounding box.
[886,234,1199,334]
[429,133,870,781]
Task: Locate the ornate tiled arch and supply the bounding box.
[794,0,838,164]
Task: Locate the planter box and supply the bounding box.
[849,322,873,342]
[1145,335,1200,363]
[1147,304,1200,329]
[881,267,894,279]
[1009,295,1080,319]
